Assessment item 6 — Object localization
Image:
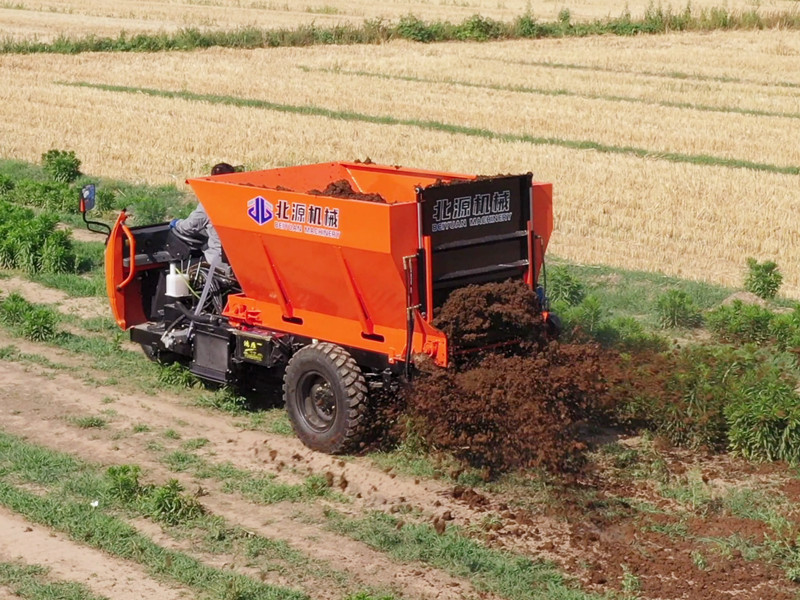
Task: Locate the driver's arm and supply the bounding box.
[172,204,209,237]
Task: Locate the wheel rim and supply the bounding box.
[297,371,337,433]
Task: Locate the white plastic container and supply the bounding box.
[165,263,190,298]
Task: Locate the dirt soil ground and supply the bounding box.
[2,277,800,599]
[0,506,190,599]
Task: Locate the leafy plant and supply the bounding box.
[707,300,773,345]
[568,295,604,333]
[41,149,81,183]
[105,464,148,503]
[656,289,702,328]
[146,479,204,525]
[9,179,74,213]
[129,195,167,224]
[158,362,200,388]
[20,306,59,341]
[745,257,782,300]
[0,200,77,274]
[725,375,800,463]
[615,345,750,450]
[70,415,107,429]
[40,230,76,273]
[0,292,29,325]
[769,306,800,351]
[454,14,503,40]
[547,266,586,307]
[395,14,443,42]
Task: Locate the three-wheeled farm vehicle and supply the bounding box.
[88,162,554,453]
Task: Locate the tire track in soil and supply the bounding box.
[0,506,191,600]
[0,331,575,557]
[0,359,496,600]
[7,332,795,599]
[127,517,319,600]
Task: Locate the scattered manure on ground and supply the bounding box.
[408,280,617,477]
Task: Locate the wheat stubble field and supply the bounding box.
[3,3,800,600]
[1,29,800,292]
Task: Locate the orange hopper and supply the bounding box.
[184,162,553,367]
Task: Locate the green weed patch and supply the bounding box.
[2,7,800,54]
[0,562,105,600]
[0,431,309,599]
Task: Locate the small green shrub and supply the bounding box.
[594,316,669,352]
[0,200,77,274]
[70,415,107,429]
[128,195,167,224]
[105,464,148,503]
[0,174,14,195]
[656,289,703,328]
[395,14,443,42]
[158,362,200,388]
[10,179,75,213]
[567,295,604,333]
[615,345,751,450]
[725,375,800,463]
[20,306,59,341]
[707,300,773,345]
[40,230,76,273]
[547,266,586,307]
[147,479,204,525]
[41,149,81,183]
[770,306,800,351]
[745,257,782,300]
[0,292,29,325]
[454,14,503,40]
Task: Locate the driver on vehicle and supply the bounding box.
[170,162,236,264]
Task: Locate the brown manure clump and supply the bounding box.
[408,280,616,477]
[409,345,613,476]
[310,179,386,203]
[432,279,547,353]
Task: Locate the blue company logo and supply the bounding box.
[247,196,273,225]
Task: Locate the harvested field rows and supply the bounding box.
[1,31,800,294]
[3,0,799,43]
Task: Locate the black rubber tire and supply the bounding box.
[283,342,368,454]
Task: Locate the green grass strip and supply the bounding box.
[471,56,800,91]
[161,450,336,504]
[2,7,800,54]
[0,562,107,600]
[300,66,800,121]
[0,431,306,600]
[64,81,800,176]
[325,509,601,600]
[0,482,306,600]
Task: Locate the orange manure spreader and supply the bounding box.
[94,162,554,452]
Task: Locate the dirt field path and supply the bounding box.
[0,506,190,600]
[0,356,496,600]
[0,276,107,319]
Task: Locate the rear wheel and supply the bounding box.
[283,343,367,454]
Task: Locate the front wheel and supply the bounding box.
[283,343,367,454]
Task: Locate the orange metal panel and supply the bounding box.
[105,212,146,330]
[183,162,552,368]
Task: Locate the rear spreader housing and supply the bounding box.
[104,162,553,452]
